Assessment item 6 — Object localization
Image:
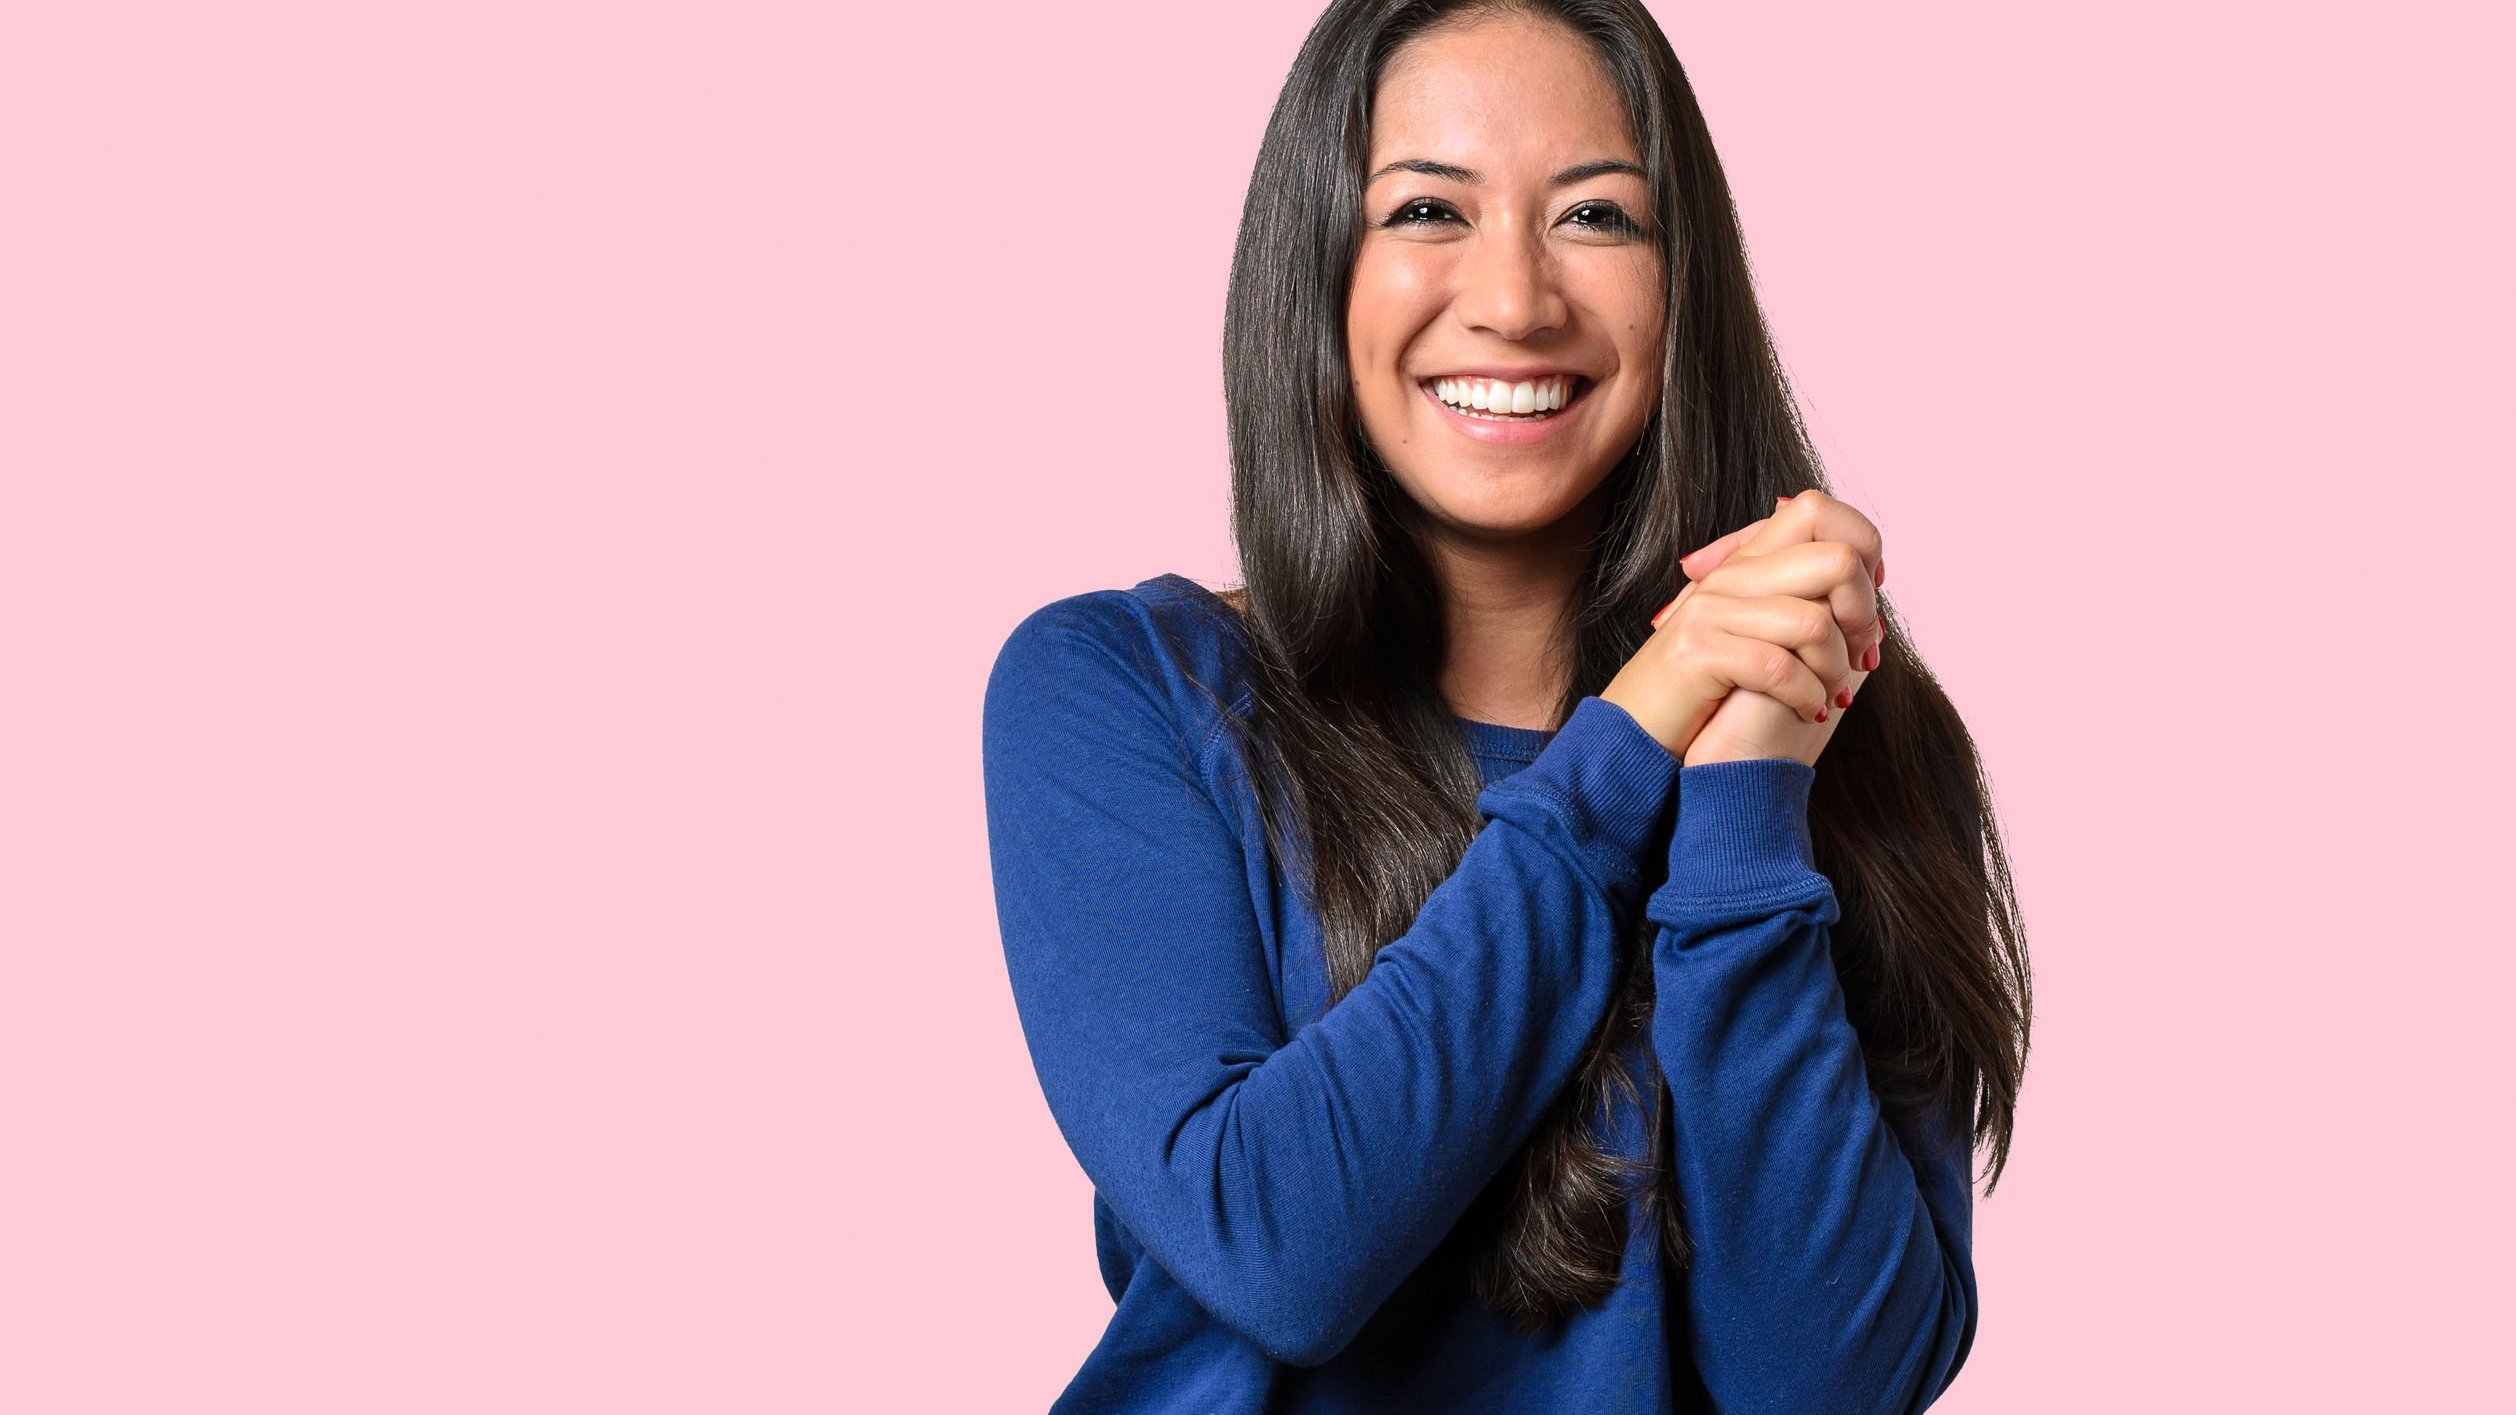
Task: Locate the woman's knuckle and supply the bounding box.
[1796,601,1833,644]
[1758,644,1798,692]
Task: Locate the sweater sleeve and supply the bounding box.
[980,594,1679,1367]
[1647,758,1979,1415]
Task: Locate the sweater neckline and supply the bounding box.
[1154,573,1559,762]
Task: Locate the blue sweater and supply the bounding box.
[980,573,1978,1414]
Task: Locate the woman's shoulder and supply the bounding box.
[986,572,1255,748]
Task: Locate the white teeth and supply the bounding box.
[1432,375,1574,416]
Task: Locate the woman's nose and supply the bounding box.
[1451,231,1567,340]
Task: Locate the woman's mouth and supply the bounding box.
[1416,373,1596,443]
[1422,373,1589,418]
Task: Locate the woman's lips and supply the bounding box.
[1416,376,1596,447]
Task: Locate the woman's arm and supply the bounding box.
[1648,758,1979,1415]
[982,592,1681,1367]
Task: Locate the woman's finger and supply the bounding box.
[1686,540,1884,671]
[1730,490,1884,588]
[1654,513,1779,628]
[1677,591,1860,712]
[1673,516,1770,584]
[1691,622,1842,725]
[1671,495,1800,582]
[1656,494,1887,667]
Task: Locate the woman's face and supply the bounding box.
[1347,14,1666,542]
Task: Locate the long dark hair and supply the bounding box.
[1211,0,2030,1335]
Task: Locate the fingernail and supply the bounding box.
[1874,557,1886,588]
[1864,642,1880,671]
[1776,495,1792,507]
[1649,596,1676,628]
[1834,688,1852,709]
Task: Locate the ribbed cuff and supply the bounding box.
[1476,696,1679,896]
[1660,757,1825,905]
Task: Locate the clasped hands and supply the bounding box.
[1600,490,1886,769]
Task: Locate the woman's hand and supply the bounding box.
[1601,490,1885,768]
[1678,491,1887,767]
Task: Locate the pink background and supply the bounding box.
[6,1,2509,1409]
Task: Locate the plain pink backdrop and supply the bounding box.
[6,1,2510,1410]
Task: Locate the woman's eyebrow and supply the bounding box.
[1365,157,1646,187]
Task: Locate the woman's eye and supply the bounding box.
[1382,199,1460,228]
[1380,198,1644,236]
[1567,200,1643,236]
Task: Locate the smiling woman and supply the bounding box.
[1347,25,1664,523]
[983,2,2030,1412]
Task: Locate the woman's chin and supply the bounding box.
[1410,481,1600,539]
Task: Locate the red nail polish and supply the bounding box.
[1874,558,1886,588]
[1864,643,1880,671]
[1834,688,1852,708]
[1816,707,1828,722]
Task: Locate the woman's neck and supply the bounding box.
[1425,544,1584,731]
[1420,488,1605,732]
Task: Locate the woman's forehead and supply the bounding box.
[1371,20,1638,172]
